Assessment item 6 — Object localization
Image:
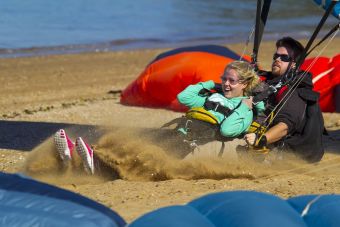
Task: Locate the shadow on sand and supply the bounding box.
[324,129,340,154]
[0,120,105,151]
[1,119,339,156]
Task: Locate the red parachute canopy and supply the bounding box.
[120,45,249,111]
[121,45,340,112]
[301,54,340,112]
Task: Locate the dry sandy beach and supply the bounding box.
[1,39,340,223]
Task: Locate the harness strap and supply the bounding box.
[203,99,243,119]
[253,85,278,103]
[253,67,295,104]
[186,107,219,125]
[275,85,288,103]
[204,100,232,116]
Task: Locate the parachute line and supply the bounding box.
[240,26,255,60]
[306,22,340,57]
[297,0,337,69]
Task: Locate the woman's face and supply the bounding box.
[221,68,247,98]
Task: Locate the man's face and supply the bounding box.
[272,46,293,77]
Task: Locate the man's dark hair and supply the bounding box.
[276,37,304,62]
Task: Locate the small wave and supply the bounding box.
[2,29,337,59]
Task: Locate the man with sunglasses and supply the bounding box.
[244,37,324,162]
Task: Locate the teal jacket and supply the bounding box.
[177,80,265,137]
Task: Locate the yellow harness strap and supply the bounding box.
[247,121,272,155]
[247,110,275,154]
[247,121,266,134]
[186,107,219,125]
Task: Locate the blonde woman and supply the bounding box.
[177,61,265,138]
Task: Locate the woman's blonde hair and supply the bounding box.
[224,61,261,96]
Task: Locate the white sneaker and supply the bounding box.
[75,137,94,174]
[54,129,74,162]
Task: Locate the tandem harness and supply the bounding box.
[182,87,244,137]
[245,71,296,154]
[204,99,243,121]
[174,90,245,156]
[180,100,242,141]
[247,69,325,163]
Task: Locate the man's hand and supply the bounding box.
[244,133,256,145]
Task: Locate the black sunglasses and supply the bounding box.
[273,53,292,62]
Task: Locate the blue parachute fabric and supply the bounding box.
[313,0,340,19]
[3,173,340,227]
[188,191,307,227]
[130,191,340,227]
[288,194,340,227]
[129,205,215,227]
[0,172,125,227]
[130,191,307,227]
[150,45,247,65]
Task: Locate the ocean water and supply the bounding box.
[0,0,338,57]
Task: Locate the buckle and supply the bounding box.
[269,85,277,93]
[214,103,219,112]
